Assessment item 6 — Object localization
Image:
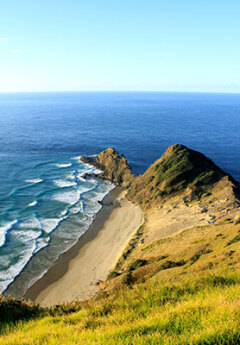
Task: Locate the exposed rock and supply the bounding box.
[81,148,135,187]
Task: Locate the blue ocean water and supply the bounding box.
[0,91,239,295]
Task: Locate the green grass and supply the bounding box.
[1,273,240,344]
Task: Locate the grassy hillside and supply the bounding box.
[127,144,238,208]
[1,273,240,344]
[1,219,240,344]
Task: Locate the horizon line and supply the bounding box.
[0,90,240,95]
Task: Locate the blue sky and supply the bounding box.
[0,0,239,92]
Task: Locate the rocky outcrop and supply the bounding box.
[81,148,135,187]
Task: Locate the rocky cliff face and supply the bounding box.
[81,148,134,187]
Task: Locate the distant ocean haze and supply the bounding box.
[0,91,239,294]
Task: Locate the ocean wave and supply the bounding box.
[69,201,83,215]
[71,155,81,161]
[64,171,76,180]
[28,200,38,207]
[18,218,42,230]
[52,189,82,205]
[0,240,38,293]
[0,220,18,247]
[11,229,42,242]
[39,217,67,234]
[54,163,72,168]
[53,179,77,188]
[25,178,43,184]
[34,236,50,253]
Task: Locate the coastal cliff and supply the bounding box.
[81,147,134,187]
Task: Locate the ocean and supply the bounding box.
[0,91,239,296]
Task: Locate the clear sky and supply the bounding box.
[0,0,240,92]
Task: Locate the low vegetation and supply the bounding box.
[1,221,240,344]
[1,272,240,344]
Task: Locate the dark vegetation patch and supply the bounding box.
[107,271,121,280]
[160,260,186,270]
[128,259,148,272]
[190,247,213,265]
[226,233,240,246]
[216,233,223,238]
[157,255,168,261]
[235,218,240,225]
[122,271,134,286]
[0,296,43,331]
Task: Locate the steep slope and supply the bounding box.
[81,148,134,187]
[127,144,239,208]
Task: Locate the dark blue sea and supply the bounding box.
[0,91,239,295]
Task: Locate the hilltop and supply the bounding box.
[127,144,239,208]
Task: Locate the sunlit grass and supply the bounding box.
[1,272,240,344]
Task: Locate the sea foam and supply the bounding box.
[25,178,43,184]
[40,217,67,234]
[0,220,18,247]
[28,200,38,207]
[52,189,82,205]
[54,163,72,168]
[53,179,77,188]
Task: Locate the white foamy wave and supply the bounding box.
[69,202,83,215]
[40,217,67,234]
[0,241,38,293]
[0,220,18,247]
[71,155,82,161]
[34,237,50,253]
[76,166,102,180]
[53,179,77,188]
[54,163,72,168]
[52,189,81,205]
[11,229,42,242]
[28,200,38,207]
[19,218,42,230]
[25,178,43,184]
[64,171,76,180]
[60,209,68,217]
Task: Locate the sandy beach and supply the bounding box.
[25,187,142,306]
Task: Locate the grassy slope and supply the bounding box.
[1,219,240,344]
[127,144,233,208]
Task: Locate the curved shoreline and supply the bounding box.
[24,187,142,306]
